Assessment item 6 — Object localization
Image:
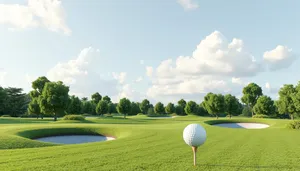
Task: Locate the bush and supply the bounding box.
[1,115,11,117]
[252,114,270,118]
[287,121,300,130]
[137,113,144,116]
[63,115,85,121]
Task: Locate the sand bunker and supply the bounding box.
[34,135,115,144]
[213,123,269,129]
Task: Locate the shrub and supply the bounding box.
[287,121,300,130]
[252,114,270,118]
[137,113,144,116]
[1,115,11,117]
[63,115,85,121]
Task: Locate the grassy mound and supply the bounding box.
[0,116,299,170]
[287,120,300,129]
[63,115,85,121]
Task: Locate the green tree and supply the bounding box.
[185,101,198,115]
[202,93,225,119]
[276,84,297,120]
[96,100,108,116]
[38,81,70,121]
[241,83,263,117]
[4,87,28,117]
[224,94,240,118]
[28,98,42,119]
[102,96,111,103]
[129,102,141,115]
[242,105,252,117]
[117,98,131,118]
[107,103,116,114]
[67,95,82,114]
[147,107,155,115]
[32,76,50,94]
[91,92,102,105]
[178,99,187,114]
[165,103,175,114]
[197,103,208,116]
[0,87,7,115]
[81,97,88,101]
[154,102,165,114]
[139,99,150,114]
[82,101,93,114]
[253,95,276,116]
[175,105,184,115]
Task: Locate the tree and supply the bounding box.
[139,99,150,114]
[165,103,175,114]
[91,92,102,105]
[197,104,208,116]
[241,83,263,117]
[81,97,88,101]
[242,105,252,117]
[147,107,155,115]
[276,84,297,120]
[28,98,42,119]
[39,81,70,121]
[253,95,276,116]
[107,103,116,114]
[102,96,111,103]
[32,76,50,94]
[224,94,240,118]
[154,102,165,114]
[4,87,28,117]
[202,93,225,119]
[0,87,7,115]
[291,82,300,120]
[96,100,108,116]
[178,99,187,115]
[82,101,93,114]
[117,98,131,118]
[129,102,141,115]
[67,95,82,114]
[175,105,184,115]
[185,101,198,115]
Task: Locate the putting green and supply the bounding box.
[0,116,299,171]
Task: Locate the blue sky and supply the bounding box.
[0,0,299,104]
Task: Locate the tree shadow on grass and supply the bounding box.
[197,163,300,170]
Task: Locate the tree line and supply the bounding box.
[0,76,299,120]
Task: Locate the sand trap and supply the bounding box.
[34,135,115,144]
[213,123,269,129]
[147,116,178,119]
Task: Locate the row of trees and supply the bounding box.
[1,76,299,120]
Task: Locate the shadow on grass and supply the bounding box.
[198,163,300,170]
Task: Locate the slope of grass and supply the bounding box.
[0,116,299,171]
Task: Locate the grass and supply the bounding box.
[0,116,299,171]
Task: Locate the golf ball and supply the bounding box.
[183,124,207,147]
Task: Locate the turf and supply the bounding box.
[0,116,299,171]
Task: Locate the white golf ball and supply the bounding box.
[183,124,207,147]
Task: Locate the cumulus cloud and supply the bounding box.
[135,76,143,83]
[263,45,297,71]
[112,84,145,103]
[0,0,71,35]
[264,82,278,94]
[112,72,127,84]
[177,0,199,10]
[146,66,153,77]
[47,47,120,98]
[146,31,265,103]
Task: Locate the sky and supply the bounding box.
[0,0,299,104]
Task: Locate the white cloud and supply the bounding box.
[0,0,71,35]
[177,0,199,10]
[146,66,153,77]
[112,84,145,103]
[140,60,144,65]
[146,31,265,103]
[112,72,127,84]
[265,82,271,89]
[47,47,119,98]
[135,76,143,83]
[263,45,297,71]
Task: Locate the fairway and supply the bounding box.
[0,116,299,171]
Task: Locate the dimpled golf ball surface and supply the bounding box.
[183,124,206,147]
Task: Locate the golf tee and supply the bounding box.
[192,146,198,166]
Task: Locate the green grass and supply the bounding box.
[0,116,299,171]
